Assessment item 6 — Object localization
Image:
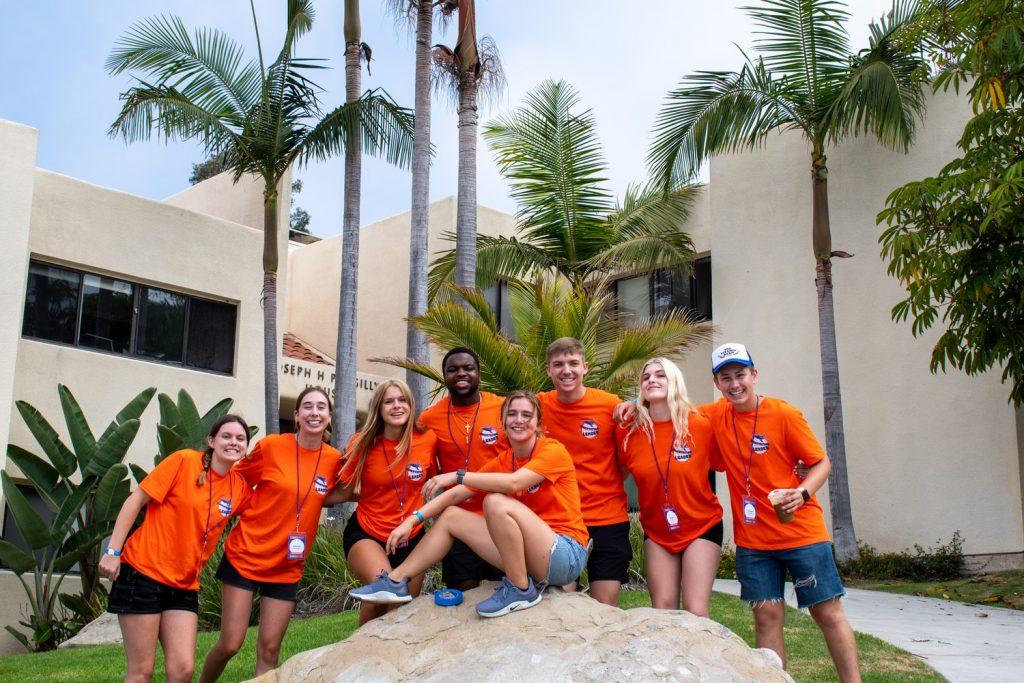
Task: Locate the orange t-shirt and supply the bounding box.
[122,450,250,590]
[616,416,722,553]
[341,430,438,543]
[419,391,506,513]
[224,433,343,583]
[538,388,628,527]
[701,397,830,551]
[473,437,589,547]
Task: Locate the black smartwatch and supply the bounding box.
[799,487,810,503]
[456,469,467,485]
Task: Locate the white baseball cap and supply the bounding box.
[711,343,754,373]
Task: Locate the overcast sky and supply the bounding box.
[2,0,892,237]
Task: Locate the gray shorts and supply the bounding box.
[544,534,589,585]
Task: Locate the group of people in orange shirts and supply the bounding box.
[99,338,862,683]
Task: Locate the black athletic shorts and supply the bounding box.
[441,538,504,585]
[342,513,422,567]
[644,520,725,551]
[215,554,299,602]
[586,520,633,583]
[107,562,199,615]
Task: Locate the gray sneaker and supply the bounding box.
[475,576,541,618]
[348,571,412,604]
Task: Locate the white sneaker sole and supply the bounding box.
[350,590,412,604]
[476,593,542,618]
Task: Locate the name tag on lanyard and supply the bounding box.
[287,532,308,560]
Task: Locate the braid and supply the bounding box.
[196,449,212,486]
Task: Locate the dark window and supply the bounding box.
[20,260,237,375]
[136,287,187,363]
[614,256,712,323]
[22,262,81,344]
[482,282,515,339]
[186,298,237,374]
[78,274,133,354]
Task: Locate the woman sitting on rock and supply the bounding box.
[617,357,723,616]
[337,379,439,625]
[350,390,590,618]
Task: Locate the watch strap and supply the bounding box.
[799,487,810,503]
[456,469,466,485]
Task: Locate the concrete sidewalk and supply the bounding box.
[713,579,1024,682]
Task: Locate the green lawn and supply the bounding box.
[0,591,940,682]
[849,569,1024,611]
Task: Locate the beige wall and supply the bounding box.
[287,197,517,389]
[703,88,1023,558]
[0,121,38,476]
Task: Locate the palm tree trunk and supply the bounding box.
[333,0,362,448]
[263,190,281,432]
[812,154,857,562]
[406,0,433,414]
[454,75,478,288]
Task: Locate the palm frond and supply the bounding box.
[301,88,415,169]
[823,0,928,151]
[648,59,803,187]
[746,0,853,109]
[369,356,444,387]
[428,233,555,300]
[106,15,261,122]
[483,80,613,264]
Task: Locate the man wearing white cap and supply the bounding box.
[706,342,860,682]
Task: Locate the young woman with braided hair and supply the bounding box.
[101,414,253,683]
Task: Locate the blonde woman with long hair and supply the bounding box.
[338,379,438,625]
[617,358,723,616]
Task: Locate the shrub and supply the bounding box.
[840,532,965,581]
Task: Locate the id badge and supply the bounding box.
[287,532,308,560]
[741,496,758,525]
[663,503,680,532]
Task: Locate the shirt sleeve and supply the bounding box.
[464,452,504,493]
[522,441,574,483]
[782,403,826,465]
[233,437,267,486]
[231,471,254,516]
[139,451,186,503]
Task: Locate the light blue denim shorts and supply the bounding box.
[544,534,589,585]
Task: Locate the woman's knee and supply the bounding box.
[164,658,194,682]
[126,661,156,683]
[258,635,283,661]
[482,492,512,516]
[215,632,245,658]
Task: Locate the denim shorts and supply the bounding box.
[735,541,845,609]
[544,535,589,586]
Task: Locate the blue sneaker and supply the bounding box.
[348,571,412,604]
[475,576,541,618]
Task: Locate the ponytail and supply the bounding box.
[196,449,213,486]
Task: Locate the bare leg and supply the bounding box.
[157,610,199,683]
[679,538,721,618]
[254,596,295,676]
[390,508,499,581]
[808,598,861,683]
[348,539,426,625]
[752,601,787,668]
[482,493,556,587]
[119,613,160,683]
[199,583,254,683]
[644,538,682,609]
[588,580,622,606]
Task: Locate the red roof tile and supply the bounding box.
[282,333,334,365]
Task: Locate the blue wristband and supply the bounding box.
[413,510,426,523]
[104,548,121,557]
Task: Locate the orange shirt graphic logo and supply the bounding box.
[580,419,599,438]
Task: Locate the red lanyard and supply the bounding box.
[381,440,410,515]
[730,397,761,496]
[646,429,678,504]
[294,436,324,531]
[446,397,482,470]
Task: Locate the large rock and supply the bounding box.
[252,587,792,682]
[59,612,122,648]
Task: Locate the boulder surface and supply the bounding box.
[252,587,792,682]
[59,612,122,648]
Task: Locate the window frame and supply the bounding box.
[613,255,712,322]
[21,259,238,377]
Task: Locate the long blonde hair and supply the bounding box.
[341,379,421,495]
[623,357,695,451]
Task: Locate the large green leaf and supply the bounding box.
[177,389,204,446]
[6,445,61,510]
[1,472,52,550]
[201,397,234,432]
[14,401,76,478]
[85,419,140,477]
[0,539,36,575]
[51,482,92,541]
[96,387,156,445]
[157,393,182,429]
[58,593,95,620]
[5,625,30,651]
[157,424,186,460]
[61,521,115,557]
[57,385,96,472]
[93,465,129,522]
[53,548,85,575]
[130,463,150,485]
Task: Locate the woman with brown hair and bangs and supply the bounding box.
[337,379,439,625]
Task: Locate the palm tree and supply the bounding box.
[333,0,374,447]
[433,0,506,288]
[429,80,700,298]
[107,1,414,432]
[387,0,435,415]
[375,279,710,398]
[648,0,928,561]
